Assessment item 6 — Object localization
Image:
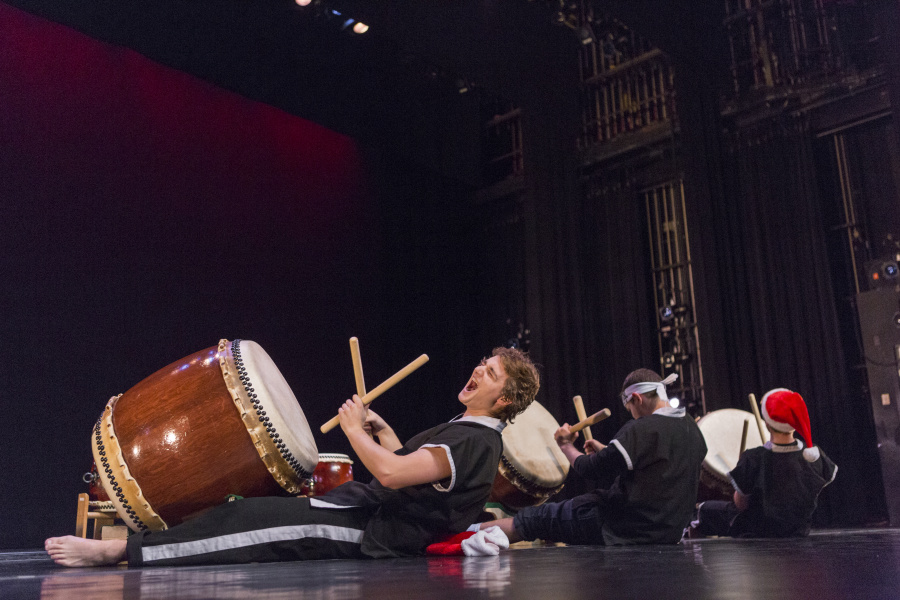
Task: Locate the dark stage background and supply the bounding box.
[3,0,899,550]
[0,4,491,549]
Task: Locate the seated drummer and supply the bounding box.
[45,347,540,567]
[473,368,707,545]
[689,388,837,538]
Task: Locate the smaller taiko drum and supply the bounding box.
[299,453,354,496]
[488,400,570,512]
[696,409,767,502]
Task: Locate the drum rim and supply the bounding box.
[220,339,316,492]
[317,453,354,464]
[92,395,167,533]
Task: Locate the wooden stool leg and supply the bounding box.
[75,493,89,538]
[92,516,115,539]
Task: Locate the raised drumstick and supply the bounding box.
[570,408,612,433]
[321,353,429,434]
[748,393,768,443]
[349,337,367,397]
[572,395,594,441]
[739,418,749,457]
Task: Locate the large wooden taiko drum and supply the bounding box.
[488,400,570,512]
[91,339,318,532]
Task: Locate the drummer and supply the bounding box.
[45,347,540,567]
[472,368,707,545]
[688,388,837,538]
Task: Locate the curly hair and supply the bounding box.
[491,346,540,423]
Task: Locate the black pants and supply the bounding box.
[126,497,371,566]
[695,500,741,537]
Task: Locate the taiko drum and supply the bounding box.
[488,400,570,512]
[91,339,318,532]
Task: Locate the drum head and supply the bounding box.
[501,400,569,488]
[697,409,767,478]
[240,340,318,477]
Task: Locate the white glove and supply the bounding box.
[460,526,510,556]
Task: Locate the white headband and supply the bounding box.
[621,373,678,405]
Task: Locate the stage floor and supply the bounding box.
[3,528,898,599]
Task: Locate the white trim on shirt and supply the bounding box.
[451,414,506,432]
[421,443,457,492]
[610,439,634,470]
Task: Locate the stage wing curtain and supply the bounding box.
[715,115,885,526]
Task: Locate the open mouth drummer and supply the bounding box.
[474,368,708,546]
[45,347,539,567]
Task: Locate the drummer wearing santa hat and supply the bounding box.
[689,388,837,538]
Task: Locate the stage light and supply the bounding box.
[353,22,369,34]
[669,397,680,408]
[294,0,312,6]
[577,25,596,46]
[865,257,900,289]
[662,352,690,368]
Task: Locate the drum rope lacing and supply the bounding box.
[93,410,148,530]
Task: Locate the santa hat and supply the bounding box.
[760,388,820,462]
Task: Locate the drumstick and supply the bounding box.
[748,393,768,443]
[570,408,612,433]
[321,354,429,434]
[739,418,749,457]
[349,337,367,397]
[572,395,594,441]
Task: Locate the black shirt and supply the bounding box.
[728,441,837,537]
[319,418,504,557]
[572,408,708,545]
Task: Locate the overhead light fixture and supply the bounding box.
[294,0,312,5]
[577,25,596,46]
[352,22,369,34]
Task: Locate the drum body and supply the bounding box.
[488,401,569,512]
[696,409,768,502]
[91,339,318,532]
[299,453,354,496]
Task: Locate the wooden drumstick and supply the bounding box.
[570,408,612,433]
[739,418,749,457]
[572,395,594,441]
[748,393,768,443]
[321,353,429,433]
[349,337,367,397]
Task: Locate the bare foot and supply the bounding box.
[44,536,127,567]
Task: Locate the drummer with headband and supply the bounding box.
[473,368,707,546]
[688,388,837,539]
[45,347,540,566]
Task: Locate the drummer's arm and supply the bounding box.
[339,396,452,489]
[364,408,403,452]
[734,490,750,511]
[555,424,626,478]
